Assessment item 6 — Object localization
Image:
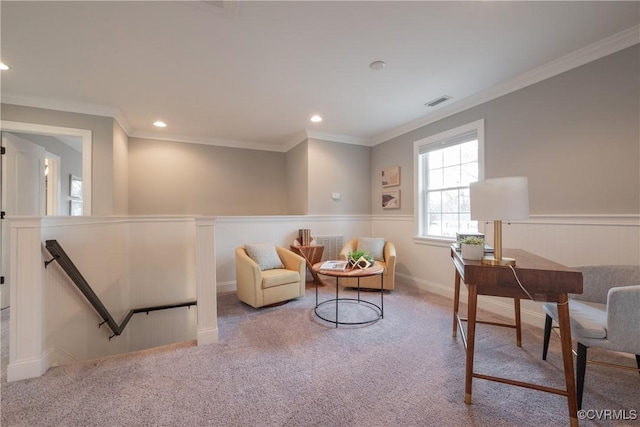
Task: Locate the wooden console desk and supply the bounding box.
[451,246,583,426]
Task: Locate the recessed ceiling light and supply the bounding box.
[369,60,385,71]
[0,62,10,71]
[310,115,323,123]
[153,121,167,128]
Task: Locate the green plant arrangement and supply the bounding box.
[460,236,485,246]
[347,249,374,269]
[348,249,373,262]
[460,236,485,260]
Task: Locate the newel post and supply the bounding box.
[195,217,218,345]
[7,216,45,381]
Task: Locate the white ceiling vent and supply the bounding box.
[425,95,452,107]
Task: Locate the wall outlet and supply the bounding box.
[332,192,341,201]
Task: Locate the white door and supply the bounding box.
[1,132,46,308]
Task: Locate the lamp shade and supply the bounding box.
[470,177,529,221]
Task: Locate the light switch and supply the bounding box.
[332,192,341,201]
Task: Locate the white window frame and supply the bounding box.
[413,119,485,245]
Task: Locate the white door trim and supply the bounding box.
[45,152,62,215]
[0,121,92,215]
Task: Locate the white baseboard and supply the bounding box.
[396,272,546,328]
[197,327,219,345]
[7,346,79,382]
[216,280,236,294]
[7,356,48,382]
[44,345,78,368]
[219,273,546,328]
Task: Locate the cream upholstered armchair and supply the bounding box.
[339,237,396,291]
[235,244,305,308]
[542,265,640,409]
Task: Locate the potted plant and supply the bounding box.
[347,249,374,269]
[460,236,485,260]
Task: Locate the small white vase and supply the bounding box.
[461,244,484,261]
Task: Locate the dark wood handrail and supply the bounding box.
[44,239,196,340]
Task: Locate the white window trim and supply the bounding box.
[413,119,485,245]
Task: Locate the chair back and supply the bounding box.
[571,265,640,304]
[606,285,640,354]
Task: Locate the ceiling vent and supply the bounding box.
[425,95,452,107]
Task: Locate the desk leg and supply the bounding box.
[465,284,478,405]
[557,294,579,427]
[453,270,461,338]
[514,298,522,347]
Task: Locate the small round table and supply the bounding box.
[311,261,384,327]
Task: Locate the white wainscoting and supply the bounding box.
[372,214,640,328]
[9,213,636,380]
[213,215,371,292]
[126,218,198,352]
[7,216,216,381]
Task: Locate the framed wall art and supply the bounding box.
[69,199,83,216]
[381,166,400,187]
[382,189,400,209]
[70,174,83,198]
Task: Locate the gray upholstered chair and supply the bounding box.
[542,265,640,409]
[235,244,305,308]
[339,237,396,290]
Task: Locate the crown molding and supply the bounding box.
[1,92,133,135]
[305,131,370,146]
[2,92,282,152]
[283,130,309,152]
[282,130,371,152]
[129,130,286,152]
[370,25,640,146]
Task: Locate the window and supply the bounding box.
[414,120,484,240]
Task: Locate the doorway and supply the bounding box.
[0,121,92,308]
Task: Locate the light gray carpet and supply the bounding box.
[1,280,638,426]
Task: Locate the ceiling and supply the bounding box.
[1,1,639,152]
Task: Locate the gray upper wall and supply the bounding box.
[113,121,129,215]
[128,137,371,216]
[286,140,309,215]
[128,137,289,215]
[308,138,371,215]
[372,44,640,215]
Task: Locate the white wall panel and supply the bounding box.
[127,218,196,306]
[126,218,198,350]
[373,214,640,327]
[9,216,212,380]
[40,218,131,360]
[214,215,372,290]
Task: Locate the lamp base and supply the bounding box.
[481,256,516,266]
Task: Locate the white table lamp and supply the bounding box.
[470,177,529,266]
